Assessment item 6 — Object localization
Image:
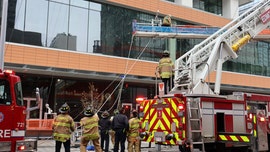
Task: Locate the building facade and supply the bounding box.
[1,0,270,120]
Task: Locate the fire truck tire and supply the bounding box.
[178,144,191,152]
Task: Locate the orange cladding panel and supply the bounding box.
[5,44,158,77]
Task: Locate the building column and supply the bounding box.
[222,0,239,19]
[168,39,176,62]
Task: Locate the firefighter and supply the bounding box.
[112,107,129,152]
[52,103,75,152]
[79,106,102,152]
[158,50,174,94]
[162,14,172,26]
[127,110,141,152]
[98,110,111,152]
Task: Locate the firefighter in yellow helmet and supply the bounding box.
[127,110,141,152]
[158,50,174,94]
[52,103,75,152]
[79,106,102,152]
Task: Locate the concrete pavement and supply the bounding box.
[37,139,180,152]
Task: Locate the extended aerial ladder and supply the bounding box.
[132,0,270,95]
[173,0,270,95]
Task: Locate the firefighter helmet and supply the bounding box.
[59,103,70,113]
[101,110,110,118]
[84,106,94,117]
[163,50,170,55]
[132,110,138,117]
[114,109,119,115]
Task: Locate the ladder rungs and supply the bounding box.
[191,130,202,132]
[190,118,200,121]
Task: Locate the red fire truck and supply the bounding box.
[0,70,39,152]
[0,0,38,151]
[134,0,270,151]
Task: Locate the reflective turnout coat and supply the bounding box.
[158,57,174,79]
[80,114,100,140]
[52,114,75,142]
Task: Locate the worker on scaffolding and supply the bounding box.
[52,103,75,152]
[162,14,172,26]
[79,106,102,152]
[158,50,174,94]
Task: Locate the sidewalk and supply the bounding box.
[37,139,180,152]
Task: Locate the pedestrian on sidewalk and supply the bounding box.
[99,110,111,152]
[52,103,75,152]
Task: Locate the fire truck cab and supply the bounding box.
[0,70,37,152]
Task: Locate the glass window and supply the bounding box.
[0,80,11,105]
[24,0,48,46]
[7,0,26,44]
[47,1,69,50]
[193,0,222,15]
[69,6,88,52]
[71,0,89,8]
[13,0,25,30]
[51,0,69,4]
[15,82,24,106]
[88,3,101,53]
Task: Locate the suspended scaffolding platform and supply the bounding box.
[132,19,270,39]
[132,19,220,39]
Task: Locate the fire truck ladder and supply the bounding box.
[173,0,270,95]
[187,98,205,152]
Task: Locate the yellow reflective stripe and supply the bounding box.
[183,130,185,138]
[219,135,227,141]
[53,133,70,138]
[150,108,158,130]
[254,130,257,137]
[182,117,185,124]
[240,136,250,142]
[54,122,71,127]
[230,135,239,141]
[145,100,150,119]
[163,109,170,130]
[84,123,98,129]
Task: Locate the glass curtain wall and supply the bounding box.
[3,0,270,76]
[193,0,222,15]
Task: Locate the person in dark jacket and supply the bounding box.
[98,110,111,152]
[112,107,129,152]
